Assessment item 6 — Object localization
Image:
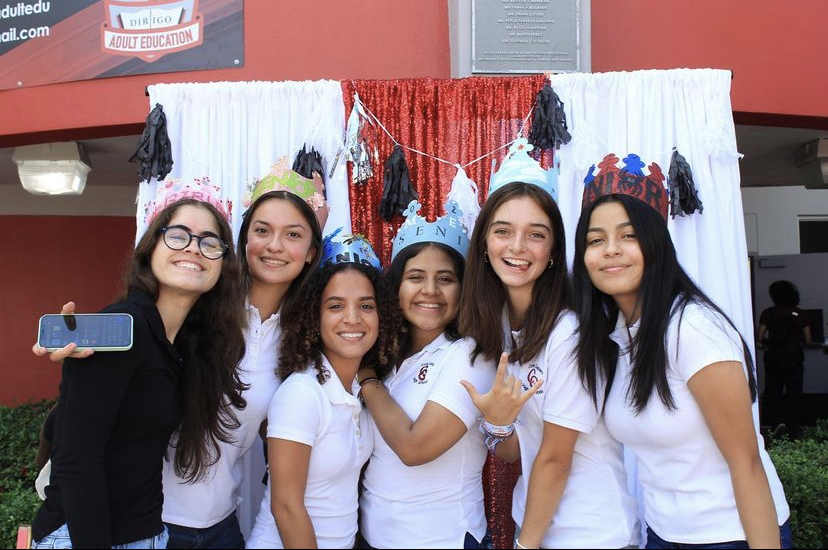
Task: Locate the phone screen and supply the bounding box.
[38,313,133,351]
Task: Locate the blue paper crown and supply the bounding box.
[320,227,382,271]
[488,138,559,202]
[391,200,470,262]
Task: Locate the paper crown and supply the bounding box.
[145,176,231,224]
[488,138,558,202]
[320,227,382,271]
[391,200,470,262]
[582,153,668,220]
[246,157,329,228]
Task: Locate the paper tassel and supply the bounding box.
[293,145,326,195]
[667,149,704,218]
[446,165,480,235]
[129,103,173,182]
[379,145,418,222]
[344,94,377,185]
[527,81,572,151]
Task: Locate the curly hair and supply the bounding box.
[124,198,247,482]
[279,262,402,383]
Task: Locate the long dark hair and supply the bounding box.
[126,198,247,482]
[237,190,323,313]
[387,242,465,358]
[572,194,756,412]
[279,263,402,383]
[459,183,571,364]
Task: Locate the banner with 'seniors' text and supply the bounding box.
[0,0,243,91]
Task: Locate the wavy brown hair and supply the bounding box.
[459,183,571,364]
[279,262,402,383]
[125,198,247,482]
[237,191,323,313]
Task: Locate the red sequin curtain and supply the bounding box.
[343,75,546,549]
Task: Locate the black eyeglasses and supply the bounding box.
[160,225,228,260]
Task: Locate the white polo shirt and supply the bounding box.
[247,358,372,549]
[605,301,789,543]
[360,335,494,548]
[162,303,282,528]
[508,311,640,549]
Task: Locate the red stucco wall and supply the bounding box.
[591,0,828,119]
[1,216,135,404]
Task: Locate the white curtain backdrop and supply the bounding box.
[137,80,349,243]
[553,68,752,346]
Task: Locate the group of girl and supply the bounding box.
[32,146,790,549]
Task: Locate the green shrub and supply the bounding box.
[0,399,54,549]
[768,435,828,548]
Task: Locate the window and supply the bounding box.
[799,217,828,253]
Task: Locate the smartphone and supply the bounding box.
[37,313,134,352]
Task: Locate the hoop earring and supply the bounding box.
[548,258,554,268]
[484,251,489,263]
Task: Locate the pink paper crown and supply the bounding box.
[145,176,232,224]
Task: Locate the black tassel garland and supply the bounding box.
[667,149,704,218]
[379,145,418,222]
[527,81,572,151]
[129,103,173,182]
[293,145,326,195]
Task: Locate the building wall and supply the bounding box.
[742,186,828,256]
[591,0,828,118]
[1,216,134,404]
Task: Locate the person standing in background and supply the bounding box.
[757,280,811,440]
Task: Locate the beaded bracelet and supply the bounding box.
[479,419,515,453]
[480,418,515,438]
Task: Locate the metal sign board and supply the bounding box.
[472,0,580,73]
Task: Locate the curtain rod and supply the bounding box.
[143,70,734,96]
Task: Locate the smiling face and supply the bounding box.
[397,244,461,350]
[485,195,554,303]
[319,268,379,370]
[245,197,316,290]
[151,203,223,300]
[583,200,644,321]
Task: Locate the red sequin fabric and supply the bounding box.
[343,75,545,549]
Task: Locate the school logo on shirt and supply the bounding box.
[524,363,544,395]
[413,362,433,385]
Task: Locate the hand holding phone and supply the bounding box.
[33,302,94,360]
[37,313,134,352]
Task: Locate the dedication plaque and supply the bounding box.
[472,0,580,73]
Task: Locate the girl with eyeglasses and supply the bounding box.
[34,166,327,549]
[31,198,246,548]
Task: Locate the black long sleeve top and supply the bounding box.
[33,288,184,548]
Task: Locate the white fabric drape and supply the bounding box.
[553,69,752,345]
[137,80,349,242]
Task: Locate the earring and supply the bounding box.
[548,258,554,268]
[484,251,489,263]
